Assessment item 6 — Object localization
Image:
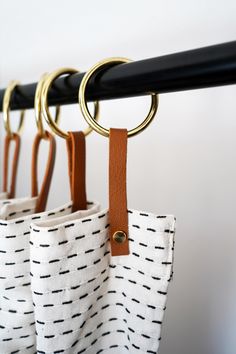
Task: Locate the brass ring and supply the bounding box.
[3,81,25,136]
[35,73,60,138]
[41,68,99,139]
[79,57,159,138]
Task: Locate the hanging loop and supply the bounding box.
[35,73,60,138]
[41,68,99,139]
[109,128,129,256]
[32,74,57,213]
[66,131,87,212]
[79,57,159,138]
[3,133,21,198]
[31,131,56,213]
[3,81,25,137]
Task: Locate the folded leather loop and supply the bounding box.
[66,131,87,212]
[31,131,56,213]
[3,133,21,199]
[109,128,129,256]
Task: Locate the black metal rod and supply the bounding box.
[1,41,236,111]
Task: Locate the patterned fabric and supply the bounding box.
[0,198,100,354]
[30,209,176,354]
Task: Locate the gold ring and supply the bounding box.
[3,81,25,136]
[35,73,60,138]
[41,68,99,139]
[79,57,159,138]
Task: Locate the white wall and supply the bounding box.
[1,1,236,353]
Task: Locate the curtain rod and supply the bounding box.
[0,41,236,112]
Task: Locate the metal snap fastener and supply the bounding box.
[113,230,127,244]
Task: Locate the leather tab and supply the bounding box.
[109,128,129,256]
[66,132,87,212]
[31,131,56,213]
[3,133,21,199]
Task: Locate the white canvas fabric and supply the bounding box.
[0,196,37,215]
[0,198,100,354]
[30,208,176,354]
[0,192,9,200]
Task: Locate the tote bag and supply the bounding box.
[0,197,100,354]
[30,207,175,354]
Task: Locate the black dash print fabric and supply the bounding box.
[30,209,176,354]
[0,196,100,354]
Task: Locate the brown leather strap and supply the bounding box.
[3,133,21,199]
[66,131,87,212]
[109,128,129,256]
[31,131,56,213]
